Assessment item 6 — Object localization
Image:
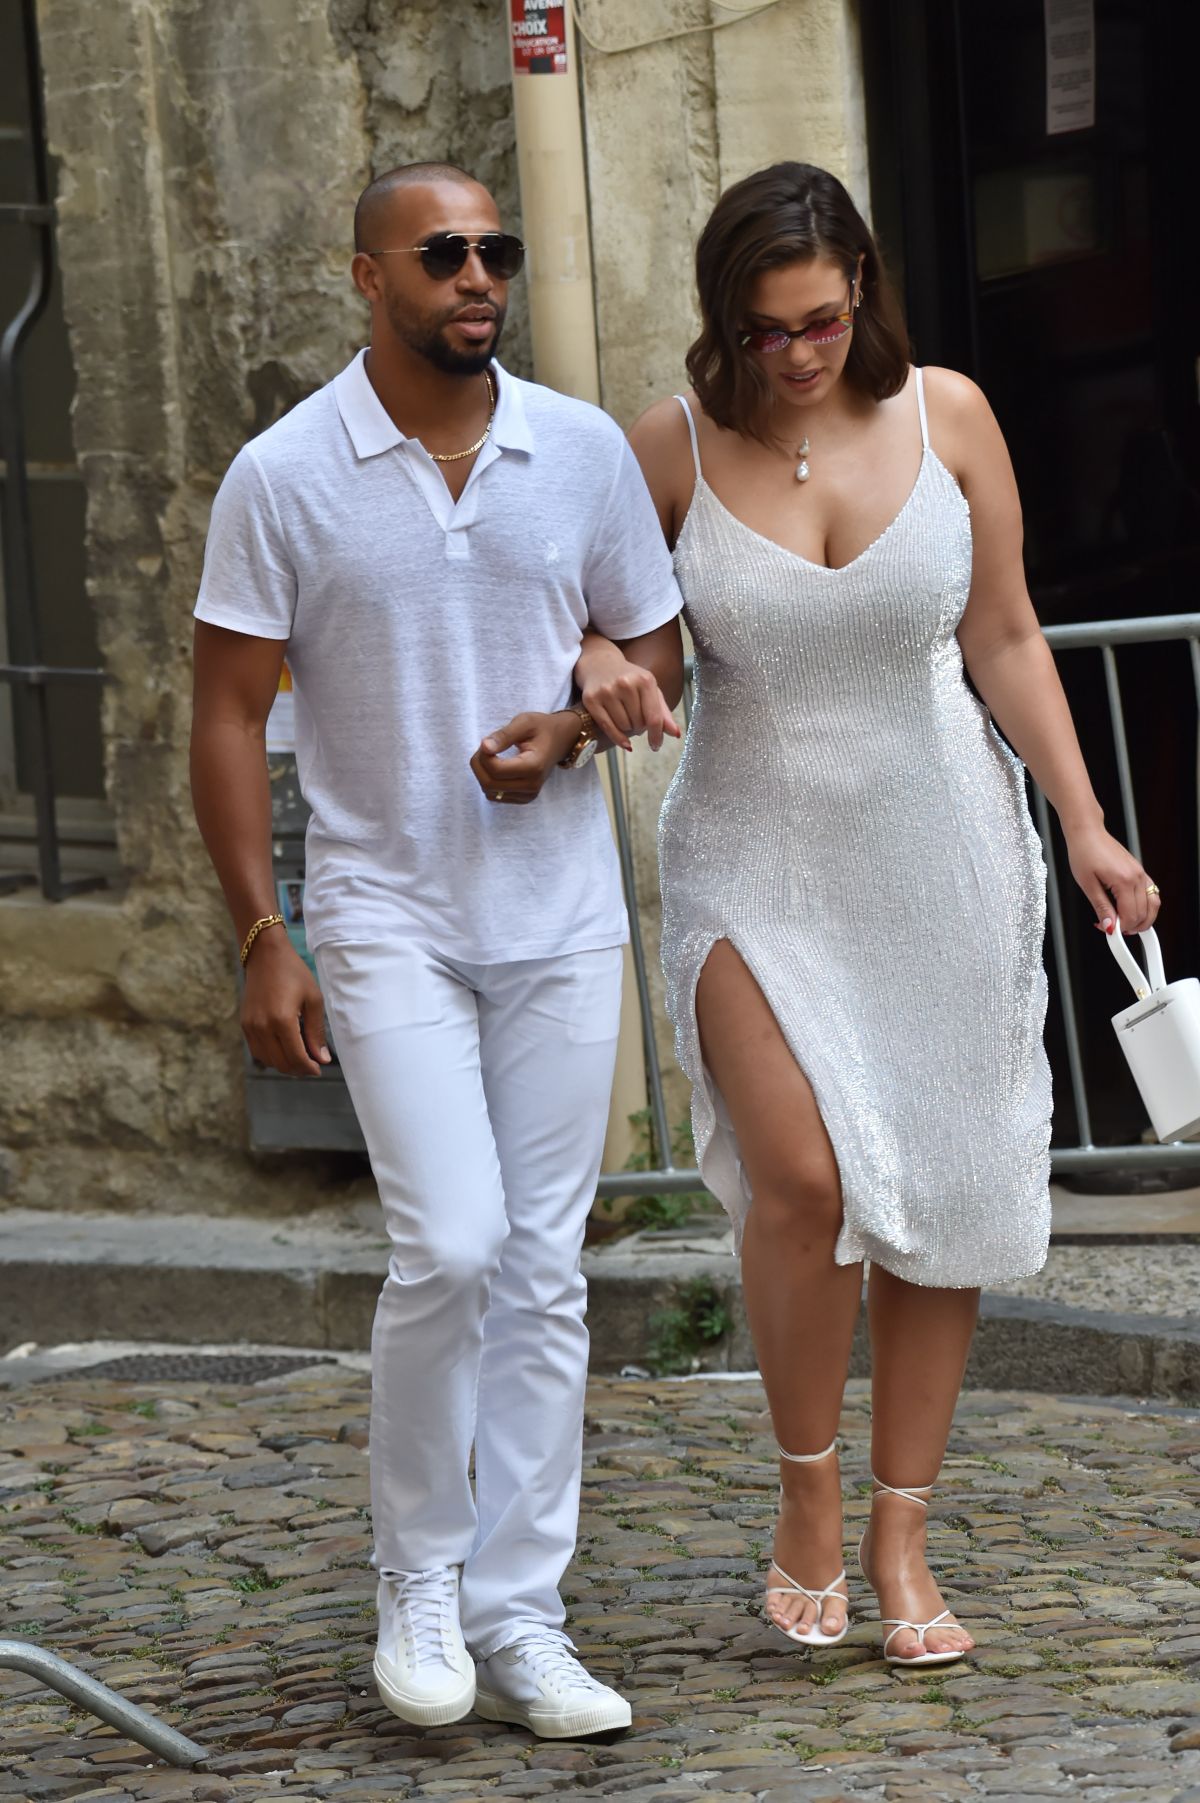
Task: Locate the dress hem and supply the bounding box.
[673,931,1051,1291]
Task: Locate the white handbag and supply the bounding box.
[1107,921,1200,1143]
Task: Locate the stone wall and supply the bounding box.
[329,0,532,379]
[1,0,525,1214]
[1,0,866,1216]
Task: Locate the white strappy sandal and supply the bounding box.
[764,1438,849,1649]
[857,1476,968,1667]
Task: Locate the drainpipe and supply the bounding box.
[507,3,645,1183]
[507,1,600,404]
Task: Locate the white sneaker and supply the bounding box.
[373,1567,476,1727]
[474,1631,632,1738]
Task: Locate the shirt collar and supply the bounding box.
[334,350,533,460]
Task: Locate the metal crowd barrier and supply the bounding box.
[596,611,1200,1202]
[1033,613,1200,1176]
[0,1639,205,1766]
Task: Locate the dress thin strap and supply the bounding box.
[674,394,703,481]
[914,366,930,453]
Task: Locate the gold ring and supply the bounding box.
[1146,882,1160,896]
[494,789,505,803]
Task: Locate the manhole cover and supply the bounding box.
[43,1352,341,1384]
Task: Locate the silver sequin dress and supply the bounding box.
[658,372,1052,1287]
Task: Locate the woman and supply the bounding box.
[578,163,1160,1665]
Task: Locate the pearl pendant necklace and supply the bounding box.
[796,436,811,483]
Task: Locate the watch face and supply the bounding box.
[573,736,599,768]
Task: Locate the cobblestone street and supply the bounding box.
[3,1366,1200,1801]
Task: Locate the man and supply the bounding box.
[190,163,683,1738]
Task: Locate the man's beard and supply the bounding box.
[388,294,507,375]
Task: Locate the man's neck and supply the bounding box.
[364,337,492,442]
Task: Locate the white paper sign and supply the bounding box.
[265,685,295,754]
[1045,0,1095,136]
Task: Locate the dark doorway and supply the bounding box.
[862,0,1200,1163]
[0,0,111,896]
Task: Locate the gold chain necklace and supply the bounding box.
[428,369,496,464]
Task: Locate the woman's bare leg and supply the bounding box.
[695,941,862,1636]
[861,1267,979,1658]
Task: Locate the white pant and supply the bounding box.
[315,938,623,1658]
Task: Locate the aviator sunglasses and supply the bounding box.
[741,277,859,353]
[366,231,526,282]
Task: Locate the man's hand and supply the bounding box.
[241,931,332,1076]
[470,710,581,805]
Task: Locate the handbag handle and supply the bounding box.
[1107,919,1167,1000]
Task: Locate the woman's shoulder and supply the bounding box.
[627,395,698,539]
[918,364,993,425]
[629,392,694,448]
[628,393,700,488]
[917,366,1013,497]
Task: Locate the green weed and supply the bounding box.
[62,1513,107,1537]
[646,1277,731,1375]
[604,1110,711,1231]
[230,1570,286,1594]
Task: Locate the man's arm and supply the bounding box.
[191,620,330,1075]
[470,424,685,796]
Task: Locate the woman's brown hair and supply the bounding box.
[686,162,910,440]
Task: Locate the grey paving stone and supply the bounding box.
[1,1375,1199,1798]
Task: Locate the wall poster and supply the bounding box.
[1045,0,1096,135]
[265,660,295,754]
[511,0,568,75]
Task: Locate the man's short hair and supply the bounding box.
[354,162,481,252]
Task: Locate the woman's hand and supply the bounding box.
[1066,822,1162,935]
[577,636,681,753]
[469,710,581,804]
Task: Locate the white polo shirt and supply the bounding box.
[195,352,682,961]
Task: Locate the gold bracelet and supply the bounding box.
[240,913,285,966]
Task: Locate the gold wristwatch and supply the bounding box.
[558,703,600,769]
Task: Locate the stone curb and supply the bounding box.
[1,1211,1196,1397]
[582,1250,1200,1399]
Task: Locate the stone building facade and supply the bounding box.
[1,0,865,1217]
